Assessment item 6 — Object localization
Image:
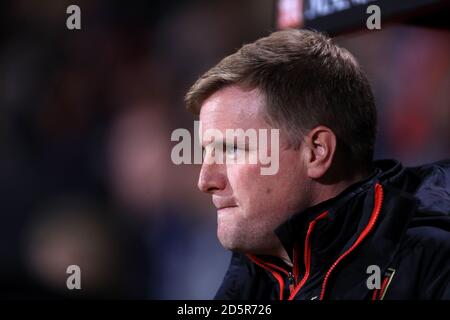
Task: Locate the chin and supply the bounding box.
[217,235,258,253]
[217,234,235,251]
[217,230,242,251]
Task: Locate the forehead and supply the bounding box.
[199,86,269,132]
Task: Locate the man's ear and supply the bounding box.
[302,126,337,179]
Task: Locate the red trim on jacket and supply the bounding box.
[372,273,390,300]
[247,255,287,300]
[320,183,384,300]
[288,211,329,300]
[248,183,384,300]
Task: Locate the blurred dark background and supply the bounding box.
[0,0,448,299]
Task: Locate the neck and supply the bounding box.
[270,170,370,265]
[309,170,369,208]
[275,246,293,267]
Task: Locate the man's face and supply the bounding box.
[198,85,311,255]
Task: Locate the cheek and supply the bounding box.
[226,163,262,201]
[227,163,283,217]
[225,152,304,216]
[278,149,304,180]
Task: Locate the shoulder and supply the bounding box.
[393,217,450,299]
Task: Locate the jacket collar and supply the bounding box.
[271,159,419,298]
[274,162,383,261]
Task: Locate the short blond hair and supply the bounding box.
[185,29,377,171]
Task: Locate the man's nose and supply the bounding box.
[197,163,226,194]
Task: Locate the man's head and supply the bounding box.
[185,29,377,256]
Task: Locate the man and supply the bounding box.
[184,29,449,300]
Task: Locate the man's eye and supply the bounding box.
[226,145,238,154]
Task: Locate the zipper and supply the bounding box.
[247,255,288,300]
[288,272,295,292]
[288,210,329,300]
[249,210,329,300]
[320,183,384,300]
[372,268,395,300]
[249,183,384,301]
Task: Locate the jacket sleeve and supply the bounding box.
[420,229,450,300]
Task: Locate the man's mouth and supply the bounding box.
[212,197,238,211]
[217,205,238,210]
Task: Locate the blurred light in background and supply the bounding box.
[0,0,448,299]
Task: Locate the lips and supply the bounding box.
[212,196,238,210]
[217,206,237,211]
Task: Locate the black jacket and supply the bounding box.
[215,159,450,300]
